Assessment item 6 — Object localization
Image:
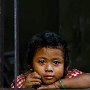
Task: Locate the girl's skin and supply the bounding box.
[22,47,65,88]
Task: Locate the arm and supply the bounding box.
[59,73,90,88]
[11,72,42,88]
[38,73,90,89]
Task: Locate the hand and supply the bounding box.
[22,72,42,88]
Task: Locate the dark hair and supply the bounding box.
[26,31,70,77]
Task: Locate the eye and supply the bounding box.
[53,60,60,65]
[38,59,45,65]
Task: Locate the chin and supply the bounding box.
[42,80,55,85]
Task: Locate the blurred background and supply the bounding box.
[0,0,90,88]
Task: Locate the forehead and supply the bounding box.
[35,47,64,57]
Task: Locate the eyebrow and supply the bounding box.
[37,57,46,59]
[37,57,64,61]
[52,58,64,61]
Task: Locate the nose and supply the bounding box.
[45,63,53,72]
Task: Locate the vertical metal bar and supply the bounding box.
[0,0,2,87]
[0,0,4,88]
[14,0,19,88]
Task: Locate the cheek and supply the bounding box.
[33,63,45,74]
[54,66,64,78]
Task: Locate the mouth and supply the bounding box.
[44,75,54,80]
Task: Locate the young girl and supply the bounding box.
[11,31,90,89]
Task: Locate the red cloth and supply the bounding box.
[11,69,82,88]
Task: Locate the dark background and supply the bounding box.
[1,0,90,87]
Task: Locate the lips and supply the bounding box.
[44,75,54,80]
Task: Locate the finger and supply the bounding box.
[28,72,41,79]
[27,78,42,83]
[31,82,41,86]
[37,85,47,89]
[26,81,41,87]
[37,84,55,89]
[33,72,41,79]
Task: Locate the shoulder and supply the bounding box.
[11,74,25,88]
[65,69,83,78]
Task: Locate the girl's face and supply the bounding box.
[32,47,64,84]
